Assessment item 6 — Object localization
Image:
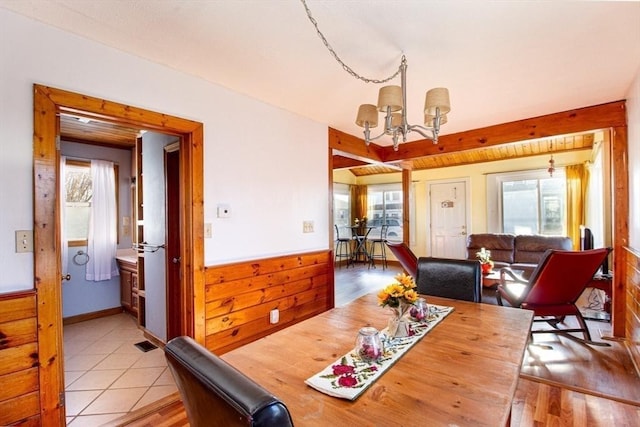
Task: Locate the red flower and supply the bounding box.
[338,374,357,387]
[332,364,355,376]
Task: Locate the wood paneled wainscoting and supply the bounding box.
[0,291,40,426]
[203,250,333,354]
[625,246,640,371]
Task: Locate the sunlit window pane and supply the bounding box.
[65,162,92,241]
[501,177,566,235]
[367,187,403,242]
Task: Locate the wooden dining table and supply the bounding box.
[221,293,533,427]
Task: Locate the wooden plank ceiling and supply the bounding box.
[60,114,140,148]
[335,133,595,176]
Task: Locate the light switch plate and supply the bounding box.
[16,230,33,253]
[303,220,314,233]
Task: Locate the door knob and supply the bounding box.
[61,274,71,281]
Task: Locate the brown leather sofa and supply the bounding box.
[466,233,572,277]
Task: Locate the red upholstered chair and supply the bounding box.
[385,241,417,278]
[496,247,612,346]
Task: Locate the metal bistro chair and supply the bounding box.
[334,224,352,268]
[368,224,389,269]
[496,248,612,346]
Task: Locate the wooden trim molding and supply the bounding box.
[33,85,204,425]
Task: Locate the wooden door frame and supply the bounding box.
[33,84,204,425]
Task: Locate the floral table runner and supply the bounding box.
[304,304,454,400]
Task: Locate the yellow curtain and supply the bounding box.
[351,185,368,223]
[566,164,588,249]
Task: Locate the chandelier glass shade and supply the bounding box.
[355,56,450,151]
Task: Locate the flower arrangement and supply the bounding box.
[377,273,419,309]
[476,247,492,264]
[354,216,368,225]
[476,247,494,274]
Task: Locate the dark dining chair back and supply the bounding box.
[165,336,294,427]
[497,248,612,346]
[385,241,418,277]
[415,257,482,302]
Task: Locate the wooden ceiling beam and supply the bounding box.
[330,101,626,164]
[382,100,626,162]
[328,127,384,163]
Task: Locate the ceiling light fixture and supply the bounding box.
[300,0,450,151]
[548,141,555,177]
[355,56,450,151]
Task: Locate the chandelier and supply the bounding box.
[301,0,451,151]
[355,56,450,151]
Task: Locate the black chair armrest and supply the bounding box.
[165,336,294,427]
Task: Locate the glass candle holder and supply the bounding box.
[410,297,428,322]
[355,326,383,362]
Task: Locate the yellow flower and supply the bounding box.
[404,289,419,303]
[378,274,418,308]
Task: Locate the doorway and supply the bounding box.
[32,84,204,423]
[428,179,470,259]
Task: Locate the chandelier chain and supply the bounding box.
[300,0,401,84]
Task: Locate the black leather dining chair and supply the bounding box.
[415,257,482,302]
[165,336,294,427]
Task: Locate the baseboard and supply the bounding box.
[142,328,166,350]
[63,306,124,325]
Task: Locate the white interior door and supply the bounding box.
[429,180,469,259]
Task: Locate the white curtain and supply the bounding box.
[60,156,69,277]
[86,159,119,281]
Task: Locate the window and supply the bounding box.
[489,169,566,235]
[367,185,403,242]
[64,160,92,245]
[333,183,351,228]
[64,159,119,246]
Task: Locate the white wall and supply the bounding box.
[0,9,328,293]
[626,66,640,249]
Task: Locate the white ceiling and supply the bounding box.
[2,0,639,146]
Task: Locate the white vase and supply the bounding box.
[388,302,412,338]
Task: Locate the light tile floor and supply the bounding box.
[63,313,177,426]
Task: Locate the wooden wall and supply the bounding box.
[625,247,640,371]
[0,291,41,426]
[203,250,333,354]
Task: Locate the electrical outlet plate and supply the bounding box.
[204,223,212,238]
[269,309,279,324]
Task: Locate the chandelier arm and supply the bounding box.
[300,0,401,84]
[407,125,439,144]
